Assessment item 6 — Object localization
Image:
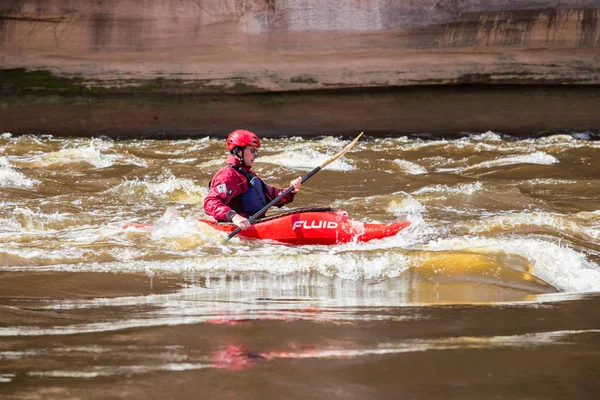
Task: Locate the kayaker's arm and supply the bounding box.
[203,168,247,222]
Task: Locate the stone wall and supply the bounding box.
[2,0,599,89]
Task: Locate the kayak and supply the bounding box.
[124,207,410,245]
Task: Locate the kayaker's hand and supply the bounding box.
[290,177,302,193]
[232,214,251,230]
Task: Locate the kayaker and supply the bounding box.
[203,129,302,230]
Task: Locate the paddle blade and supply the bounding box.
[319,132,363,169]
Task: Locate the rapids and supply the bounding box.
[1,131,599,398]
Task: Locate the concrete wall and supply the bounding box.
[1,0,599,89]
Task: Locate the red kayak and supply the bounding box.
[124,207,410,245]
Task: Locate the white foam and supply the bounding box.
[171,158,197,164]
[413,182,483,196]
[386,193,427,221]
[462,212,600,243]
[151,137,211,155]
[26,363,210,378]
[1,246,415,282]
[0,373,16,383]
[515,178,578,186]
[0,314,221,337]
[112,176,207,204]
[421,236,600,292]
[29,142,116,168]
[393,159,428,175]
[258,136,358,171]
[145,177,206,200]
[2,206,74,233]
[197,159,224,170]
[367,133,597,164]
[149,208,223,248]
[271,329,600,360]
[0,157,38,187]
[519,134,599,151]
[571,132,592,140]
[469,131,504,142]
[461,152,558,171]
[260,148,354,171]
[537,134,576,144]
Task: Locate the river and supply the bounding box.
[1,131,599,398]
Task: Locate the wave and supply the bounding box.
[459,211,600,245]
[393,159,428,175]
[421,236,600,292]
[461,152,558,172]
[16,140,147,169]
[413,182,483,196]
[108,176,207,204]
[0,157,38,188]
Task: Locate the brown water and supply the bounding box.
[1,132,599,399]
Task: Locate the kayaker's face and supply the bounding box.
[243,146,259,168]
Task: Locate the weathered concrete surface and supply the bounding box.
[2,1,599,89]
[1,1,599,136]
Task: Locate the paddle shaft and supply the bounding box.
[223,132,363,242]
[226,166,321,240]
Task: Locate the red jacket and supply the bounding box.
[203,155,295,222]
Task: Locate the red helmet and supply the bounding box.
[227,129,260,151]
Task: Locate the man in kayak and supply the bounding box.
[203,129,302,230]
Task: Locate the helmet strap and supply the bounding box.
[232,146,246,167]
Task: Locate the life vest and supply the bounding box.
[240,174,268,215]
[209,164,268,215]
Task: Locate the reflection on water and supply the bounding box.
[1,132,599,398]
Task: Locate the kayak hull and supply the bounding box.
[124,209,410,245]
[202,210,410,245]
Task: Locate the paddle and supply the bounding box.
[222,132,364,243]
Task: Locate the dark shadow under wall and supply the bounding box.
[1,85,599,138]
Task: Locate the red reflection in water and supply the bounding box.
[300,307,320,313]
[122,223,152,230]
[212,345,267,371]
[209,310,324,371]
[212,342,323,371]
[207,319,250,326]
